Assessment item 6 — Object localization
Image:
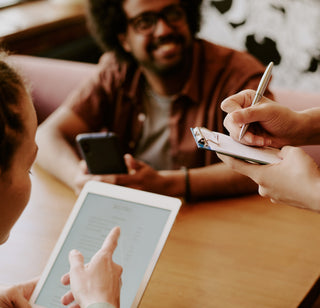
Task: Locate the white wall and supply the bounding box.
[199,0,320,92]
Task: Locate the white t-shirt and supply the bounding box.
[135,85,175,170]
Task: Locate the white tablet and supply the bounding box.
[30,181,181,308]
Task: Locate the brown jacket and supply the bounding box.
[67,39,273,169]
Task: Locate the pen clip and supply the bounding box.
[193,127,220,146]
[207,133,220,146]
[193,127,208,146]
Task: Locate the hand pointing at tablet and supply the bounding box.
[61,227,123,308]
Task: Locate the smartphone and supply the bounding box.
[76,131,127,174]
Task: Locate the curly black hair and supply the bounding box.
[86,0,203,62]
[0,53,26,173]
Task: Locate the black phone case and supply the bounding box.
[76,132,127,174]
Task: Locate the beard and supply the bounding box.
[138,34,193,77]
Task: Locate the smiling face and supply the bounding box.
[119,0,193,76]
[0,89,38,244]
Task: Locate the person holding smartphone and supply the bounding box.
[0,54,122,308]
[217,89,320,212]
[36,0,274,201]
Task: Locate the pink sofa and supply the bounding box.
[8,55,320,165]
[9,55,97,124]
[272,88,320,166]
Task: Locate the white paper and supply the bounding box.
[193,127,281,165]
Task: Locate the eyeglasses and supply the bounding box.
[127,4,187,36]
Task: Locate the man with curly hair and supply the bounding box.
[36,0,273,201]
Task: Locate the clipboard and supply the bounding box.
[191,127,281,165]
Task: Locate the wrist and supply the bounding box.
[158,169,187,198]
[311,178,320,212]
[180,167,191,202]
[299,109,320,145]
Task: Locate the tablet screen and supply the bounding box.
[33,185,179,308]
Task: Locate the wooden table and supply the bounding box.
[1,164,320,307]
[0,1,87,55]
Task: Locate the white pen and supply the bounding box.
[239,61,274,141]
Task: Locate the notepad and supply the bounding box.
[191,127,281,165]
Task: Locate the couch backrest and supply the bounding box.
[9,55,97,124]
[8,55,320,165]
[273,88,320,166]
[273,88,319,111]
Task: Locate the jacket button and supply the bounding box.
[129,141,136,148]
[138,113,146,122]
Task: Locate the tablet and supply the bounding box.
[30,181,181,308]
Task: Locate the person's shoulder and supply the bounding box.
[95,52,137,85]
[197,38,262,67]
[196,39,234,57]
[194,39,267,93]
[97,52,124,71]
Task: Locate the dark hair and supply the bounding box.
[86,0,203,62]
[0,54,26,173]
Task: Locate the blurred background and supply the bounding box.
[1,0,319,91]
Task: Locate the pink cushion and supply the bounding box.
[274,88,319,111]
[9,55,96,123]
[274,88,320,165]
[7,56,320,166]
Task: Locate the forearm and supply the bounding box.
[299,108,320,145]
[158,168,186,197]
[305,175,320,212]
[189,163,258,200]
[160,163,258,201]
[36,126,80,190]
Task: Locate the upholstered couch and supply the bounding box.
[8,55,320,165]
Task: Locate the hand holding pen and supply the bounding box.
[238,62,274,141]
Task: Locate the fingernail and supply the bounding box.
[256,139,264,146]
[265,139,272,146]
[245,135,252,144]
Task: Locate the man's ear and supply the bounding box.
[118,33,131,53]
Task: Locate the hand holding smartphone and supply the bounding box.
[76,132,127,174]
